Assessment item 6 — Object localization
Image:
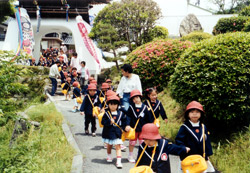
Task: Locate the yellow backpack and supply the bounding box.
[147,100,160,128]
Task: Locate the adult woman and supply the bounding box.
[116,64,142,111]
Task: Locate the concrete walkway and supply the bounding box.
[52,95,180,173]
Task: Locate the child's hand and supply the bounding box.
[80,112,85,115]
[111,118,115,124]
[186,147,190,153]
[125,126,131,132]
[164,119,168,124]
[100,108,104,113]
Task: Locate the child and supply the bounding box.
[126,89,154,163]
[101,95,130,168]
[72,81,81,113]
[175,101,215,172]
[78,61,90,90]
[80,84,101,137]
[62,77,71,100]
[106,79,114,91]
[99,83,109,102]
[135,123,190,173]
[144,88,168,127]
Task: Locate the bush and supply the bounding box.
[243,20,250,32]
[239,5,250,16]
[212,16,249,35]
[126,39,193,91]
[180,31,212,43]
[169,32,250,126]
[143,26,169,44]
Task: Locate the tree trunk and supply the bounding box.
[113,49,120,71]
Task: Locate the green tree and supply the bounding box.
[210,0,250,14]
[89,22,127,70]
[0,1,14,24]
[92,0,162,52]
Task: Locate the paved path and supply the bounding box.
[52,95,180,173]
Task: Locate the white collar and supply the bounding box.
[135,104,142,108]
[111,111,118,115]
[189,120,200,127]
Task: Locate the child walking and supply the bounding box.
[126,89,154,163]
[133,123,190,173]
[101,95,130,169]
[72,81,81,113]
[62,77,71,100]
[175,101,215,173]
[80,84,101,137]
[144,88,168,128]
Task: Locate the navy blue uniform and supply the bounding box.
[136,139,187,173]
[62,81,71,92]
[127,103,154,132]
[144,100,168,120]
[60,70,66,84]
[72,87,81,99]
[101,110,128,139]
[175,120,213,160]
[80,94,101,133]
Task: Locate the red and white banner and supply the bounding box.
[76,15,100,68]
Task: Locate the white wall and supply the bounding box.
[157,14,236,37]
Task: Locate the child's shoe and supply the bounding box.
[106,156,112,163]
[85,130,89,135]
[127,156,135,163]
[121,144,126,152]
[116,162,123,169]
[71,109,76,113]
[92,132,96,137]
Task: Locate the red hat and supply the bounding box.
[130,89,142,98]
[140,123,161,140]
[63,72,68,76]
[106,79,112,83]
[106,90,117,97]
[66,77,71,81]
[32,57,35,61]
[107,95,120,102]
[73,72,77,77]
[90,80,97,85]
[101,83,109,89]
[89,77,94,81]
[73,81,79,87]
[185,101,205,113]
[87,84,97,90]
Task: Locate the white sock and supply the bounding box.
[117,157,121,163]
[129,152,133,157]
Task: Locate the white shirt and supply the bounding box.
[49,64,60,78]
[116,74,142,97]
[78,66,90,80]
[70,57,81,70]
[189,120,200,127]
[60,53,68,64]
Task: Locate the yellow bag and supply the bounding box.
[147,100,160,128]
[92,106,100,117]
[154,118,160,128]
[62,89,68,94]
[61,83,65,88]
[97,112,104,128]
[181,155,207,173]
[76,97,83,104]
[99,97,105,104]
[123,128,135,140]
[129,144,157,173]
[181,124,207,173]
[129,166,154,173]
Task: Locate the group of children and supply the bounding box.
[72,78,215,172]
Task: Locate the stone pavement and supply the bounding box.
[52,95,180,173]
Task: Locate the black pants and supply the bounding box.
[85,114,96,133]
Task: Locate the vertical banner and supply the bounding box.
[20,8,35,56]
[76,15,100,68]
[14,6,23,59]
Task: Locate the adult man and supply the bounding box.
[70,52,81,71]
[49,60,61,96]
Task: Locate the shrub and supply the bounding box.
[169,32,250,126]
[239,5,250,16]
[212,16,249,35]
[180,31,212,43]
[143,26,169,43]
[126,39,193,91]
[243,20,250,32]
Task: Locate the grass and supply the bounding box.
[0,103,75,172]
[157,88,185,141]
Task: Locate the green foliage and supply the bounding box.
[239,5,250,16]
[180,31,213,43]
[126,39,193,91]
[0,104,74,172]
[243,20,250,31]
[0,1,14,24]
[142,26,169,44]
[169,32,250,126]
[213,16,250,35]
[212,126,250,173]
[93,0,162,52]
